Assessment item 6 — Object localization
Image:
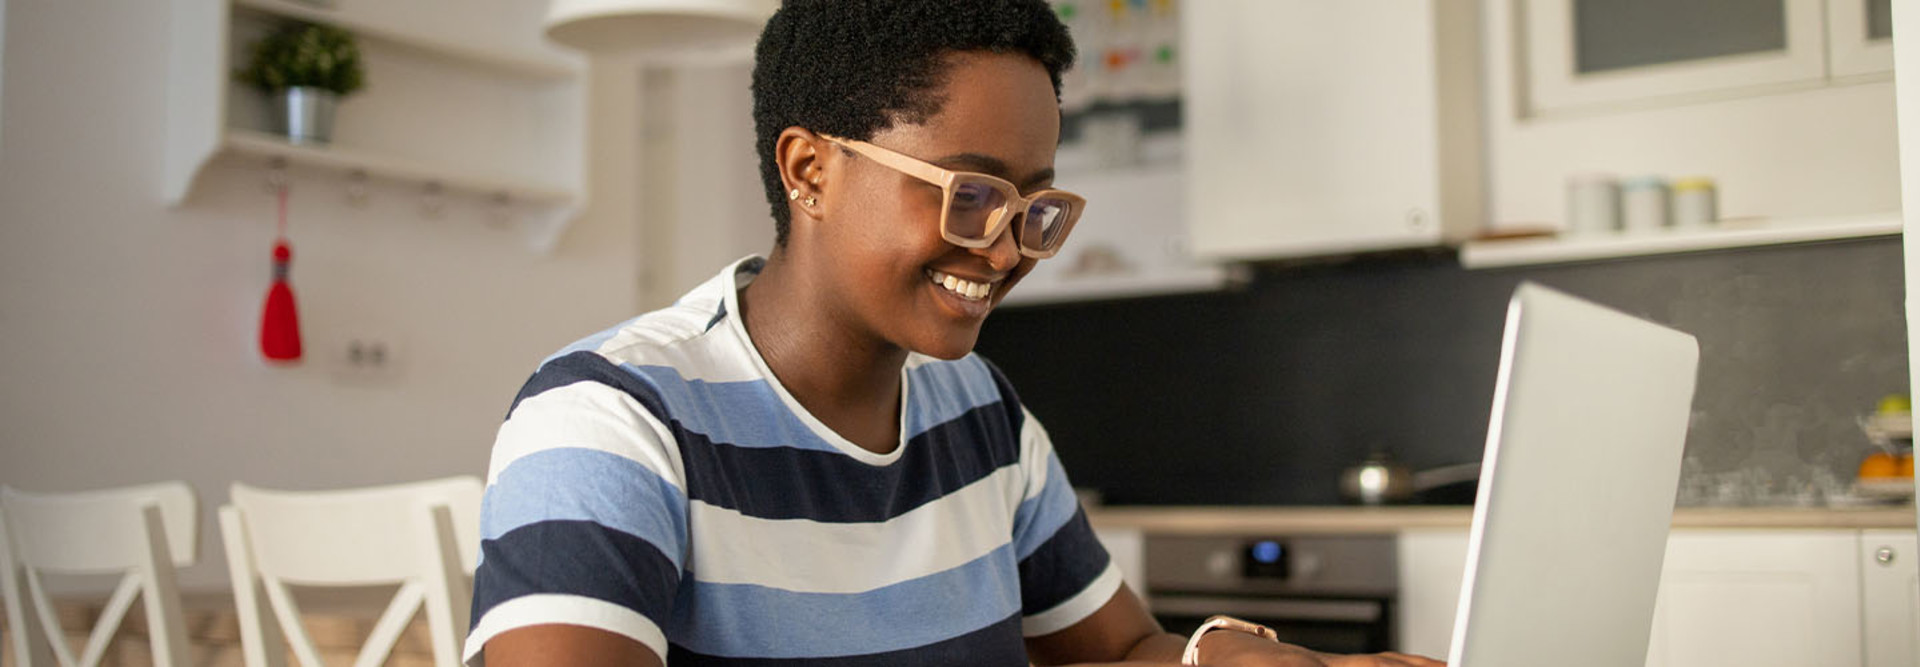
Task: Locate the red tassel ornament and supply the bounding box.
[260,186,303,362]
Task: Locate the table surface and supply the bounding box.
[1087,504,1918,534]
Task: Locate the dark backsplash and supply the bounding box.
[975,238,1909,505]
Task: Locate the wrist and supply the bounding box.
[1181,616,1280,665]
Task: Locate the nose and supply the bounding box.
[972,212,1024,272]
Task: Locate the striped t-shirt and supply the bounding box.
[465,256,1118,666]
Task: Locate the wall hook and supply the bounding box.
[420,182,446,219]
[263,157,289,193]
[345,169,370,208]
[488,192,513,228]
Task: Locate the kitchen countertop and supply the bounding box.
[1087,504,1917,534]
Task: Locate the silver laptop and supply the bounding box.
[1447,283,1700,667]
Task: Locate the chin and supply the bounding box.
[913,331,982,361]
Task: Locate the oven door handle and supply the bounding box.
[1149,595,1385,624]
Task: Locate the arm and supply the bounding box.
[1025,582,1182,665]
[485,625,662,667]
[464,355,691,666]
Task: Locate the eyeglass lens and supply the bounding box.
[947,180,1074,252]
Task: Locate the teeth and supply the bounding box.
[928,270,993,302]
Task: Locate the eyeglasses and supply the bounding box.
[819,134,1086,259]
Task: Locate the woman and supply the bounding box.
[466,2,1443,665]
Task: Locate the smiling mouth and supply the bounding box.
[926,269,996,302]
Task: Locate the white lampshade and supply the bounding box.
[544,0,778,57]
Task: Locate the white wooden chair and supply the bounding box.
[220,476,482,667]
[0,482,198,667]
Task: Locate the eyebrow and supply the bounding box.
[934,152,1055,189]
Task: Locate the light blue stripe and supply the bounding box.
[540,317,640,367]
[620,364,844,453]
[480,447,690,570]
[667,545,1021,658]
[1011,451,1078,561]
[903,356,1003,438]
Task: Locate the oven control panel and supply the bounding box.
[1145,535,1397,596]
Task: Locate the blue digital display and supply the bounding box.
[1250,540,1283,564]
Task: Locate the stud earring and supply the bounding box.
[788,188,800,200]
[804,196,817,207]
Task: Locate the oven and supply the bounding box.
[1144,535,1398,655]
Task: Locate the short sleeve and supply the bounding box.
[464,353,690,665]
[1008,407,1121,637]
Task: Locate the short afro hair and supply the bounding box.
[751,0,1077,247]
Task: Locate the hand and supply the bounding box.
[1314,651,1447,667]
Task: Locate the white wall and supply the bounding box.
[638,62,772,306]
[1482,0,1901,229]
[0,1,643,590]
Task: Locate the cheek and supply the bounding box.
[849,185,948,255]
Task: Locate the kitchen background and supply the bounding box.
[1,0,1912,593]
[978,238,1908,506]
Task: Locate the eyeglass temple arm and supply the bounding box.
[820,136,953,188]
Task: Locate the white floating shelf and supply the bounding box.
[165,0,588,253]
[222,129,576,204]
[1459,214,1904,269]
[233,0,581,80]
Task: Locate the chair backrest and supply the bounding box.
[221,476,482,667]
[0,482,198,667]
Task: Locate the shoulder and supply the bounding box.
[510,271,750,419]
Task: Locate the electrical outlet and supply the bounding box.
[330,334,404,384]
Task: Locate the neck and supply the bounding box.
[739,249,908,453]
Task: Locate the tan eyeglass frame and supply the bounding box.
[818,133,1085,259]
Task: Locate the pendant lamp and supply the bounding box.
[543,0,778,58]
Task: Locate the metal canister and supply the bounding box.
[1673,177,1718,228]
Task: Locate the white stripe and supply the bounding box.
[603,324,766,385]
[1020,407,1057,502]
[1021,563,1123,637]
[687,465,1025,594]
[489,382,685,491]
[463,594,667,666]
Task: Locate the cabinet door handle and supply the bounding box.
[1877,546,1897,565]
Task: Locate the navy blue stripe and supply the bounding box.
[505,352,1028,522]
[470,520,680,633]
[1017,507,1111,616]
[980,356,1027,434]
[664,611,1028,666]
[505,351,661,420]
[673,401,1021,522]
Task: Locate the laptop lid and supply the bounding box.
[1448,283,1700,667]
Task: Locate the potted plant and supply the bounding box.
[237,21,365,145]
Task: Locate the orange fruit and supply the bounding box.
[1860,452,1900,479]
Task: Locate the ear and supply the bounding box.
[775,127,832,223]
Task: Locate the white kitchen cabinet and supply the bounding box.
[1519,0,1894,116]
[1396,529,1472,658]
[1830,0,1896,78]
[1645,531,1864,667]
[1521,0,1828,115]
[1400,529,1911,666]
[1863,530,1920,667]
[1182,0,1483,261]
